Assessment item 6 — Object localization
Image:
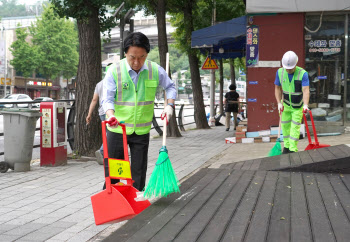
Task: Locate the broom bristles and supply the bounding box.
[144,148,180,199]
[268,140,282,157]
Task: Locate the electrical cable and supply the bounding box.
[304,11,323,33]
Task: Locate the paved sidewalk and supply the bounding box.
[0,125,349,242]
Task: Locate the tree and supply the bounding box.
[0,0,27,17]
[30,4,78,97]
[50,0,137,156]
[10,26,37,94]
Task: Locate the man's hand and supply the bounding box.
[161,105,174,122]
[303,104,309,113]
[107,115,118,128]
[278,103,284,114]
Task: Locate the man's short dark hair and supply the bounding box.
[229,84,236,90]
[124,32,150,54]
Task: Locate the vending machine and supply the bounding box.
[40,102,67,166]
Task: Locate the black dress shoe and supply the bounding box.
[282,147,290,154]
[226,128,229,131]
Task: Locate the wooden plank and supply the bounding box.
[233,161,245,170]
[317,147,336,161]
[103,168,211,242]
[307,149,325,163]
[249,159,262,171]
[173,170,244,242]
[328,174,350,221]
[241,159,254,170]
[279,153,291,168]
[290,152,302,166]
[120,168,223,242]
[196,171,255,242]
[290,172,312,242]
[244,172,278,242]
[299,150,314,165]
[220,171,267,241]
[337,144,350,156]
[326,146,349,159]
[149,168,235,241]
[315,173,350,241]
[266,172,291,242]
[303,173,336,242]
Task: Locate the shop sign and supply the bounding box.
[248,98,257,102]
[28,81,52,86]
[307,39,341,53]
[0,78,11,85]
[246,26,259,67]
[249,81,258,85]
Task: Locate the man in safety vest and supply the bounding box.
[275,51,310,153]
[101,32,176,191]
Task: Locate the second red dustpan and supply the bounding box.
[91,120,151,225]
[303,110,330,150]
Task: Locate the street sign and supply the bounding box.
[201,56,218,70]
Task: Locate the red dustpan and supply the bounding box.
[91,121,151,225]
[303,110,330,150]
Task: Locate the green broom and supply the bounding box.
[268,113,282,156]
[144,116,180,198]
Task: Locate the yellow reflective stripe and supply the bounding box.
[115,101,135,106]
[138,101,154,106]
[136,121,152,127]
[117,64,122,101]
[148,61,152,79]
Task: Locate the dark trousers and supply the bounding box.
[103,129,150,191]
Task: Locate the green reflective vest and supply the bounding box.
[278,66,307,109]
[107,59,159,135]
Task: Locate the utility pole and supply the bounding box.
[210,0,216,120]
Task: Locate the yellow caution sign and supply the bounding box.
[109,159,132,179]
[201,56,218,70]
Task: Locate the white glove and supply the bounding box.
[278,103,284,114]
[107,115,118,128]
[162,105,174,121]
[303,104,309,113]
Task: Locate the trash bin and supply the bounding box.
[1,108,42,172]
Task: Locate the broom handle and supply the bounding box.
[163,117,167,146]
[277,113,281,140]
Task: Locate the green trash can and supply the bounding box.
[1,108,42,172]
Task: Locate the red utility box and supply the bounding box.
[40,102,67,166]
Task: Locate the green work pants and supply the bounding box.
[281,104,303,152]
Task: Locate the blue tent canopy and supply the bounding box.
[191,16,247,59]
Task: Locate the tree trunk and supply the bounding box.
[230,58,236,85]
[156,0,182,137]
[184,1,209,129]
[219,59,223,114]
[74,7,102,156]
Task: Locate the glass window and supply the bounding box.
[305,14,345,123]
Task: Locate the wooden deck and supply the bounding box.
[104,145,350,242]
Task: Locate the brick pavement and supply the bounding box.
[0,125,349,242]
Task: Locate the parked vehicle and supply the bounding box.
[0,94,33,108]
[33,97,53,108]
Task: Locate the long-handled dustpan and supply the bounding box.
[303,110,330,150]
[91,120,151,225]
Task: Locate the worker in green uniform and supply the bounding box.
[274,51,310,153]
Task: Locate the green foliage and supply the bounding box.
[10,26,37,78]
[0,0,27,18]
[29,4,78,80]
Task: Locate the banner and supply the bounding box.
[246,26,259,67]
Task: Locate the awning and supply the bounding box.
[191,16,247,59]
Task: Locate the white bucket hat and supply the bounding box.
[282,51,298,69]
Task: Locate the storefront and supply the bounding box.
[13,77,61,99]
[245,0,350,132]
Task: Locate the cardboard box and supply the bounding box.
[225,137,236,144]
[236,126,247,132]
[235,131,246,138]
[236,137,243,143]
[242,137,254,143]
[258,130,270,136]
[262,136,270,142]
[254,137,263,143]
